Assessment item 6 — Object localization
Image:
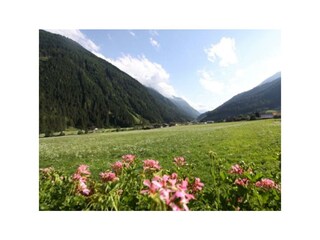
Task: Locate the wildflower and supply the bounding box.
[111,161,123,174]
[141,179,161,195]
[169,202,182,211]
[234,178,249,187]
[229,164,244,174]
[255,178,277,189]
[171,184,195,211]
[100,171,119,182]
[72,173,82,181]
[143,159,161,171]
[73,165,91,196]
[192,177,204,192]
[77,165,91,175]
[81,188,91,196]
[141,173,200,211]
[122,154,136,166]
[173,156,186,167]
[77,179,91,196]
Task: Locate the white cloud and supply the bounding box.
[108,55,176,97]
[205,37,237,67]
[199,70,225,94]
[128,31,135,37]
[46,29,100,53]
[150,37,160,48]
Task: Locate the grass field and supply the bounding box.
[39,119,281,186]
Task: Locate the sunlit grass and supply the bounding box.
[39,119,281,185]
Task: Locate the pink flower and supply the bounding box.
[192,177,204,192]
[171,188,195,211]
[173,156,186,167]
[255,178,277,189]
[229,164,244,174]
[169,202,182,211]
[72,173,82,181]
[77,179,91,196]
[77,165,91,175]
[141,173,197,211]
[141,179,161,195]
[234,178,249,186]
[111,161,123,174]
[81,188,91,196]
[122,154,136,166]
[171,173,178,179]
[159,188,172,204]
[143,159,161,171]
[100,171,119,182]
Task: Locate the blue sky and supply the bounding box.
[47,29,280,112]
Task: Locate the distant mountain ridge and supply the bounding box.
[39,30,195,133]
[198,73,281,122]
[169,96,200,119]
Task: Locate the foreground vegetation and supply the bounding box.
[39,119,281,210]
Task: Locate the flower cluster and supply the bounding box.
[229,163,279,191]
[229,164,244,174]
[143,159,161,172]
[234,178,249,187]
[141,173,204,211]
[99,171,119,182]
[192,177,205,193]
[255,178,278,189]
[173,156,186,167]
[73,165,91,196]
[111,161,123,174]
[100,155,137,182]
[122,154,136,167]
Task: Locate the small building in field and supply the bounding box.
[260,114,274,119]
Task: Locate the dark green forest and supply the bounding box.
[39,30,194,134]
[198,76,281,122]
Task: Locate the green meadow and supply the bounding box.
[40,119,281,186]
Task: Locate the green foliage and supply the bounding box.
[39,152,280,211]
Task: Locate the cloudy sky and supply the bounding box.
[47,29,280,113]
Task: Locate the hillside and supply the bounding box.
[146,88,196,122]
[198,73,281,122]
[39,30,193,133]
[170,96,200,119]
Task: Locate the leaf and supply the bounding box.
[219,171,226,181]
[253,172,263,182]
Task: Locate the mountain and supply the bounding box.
[169,96,200,119]
[198,73,281,122]
[39,30,194,133]
[258,71,281,86]
[146,88,196,122]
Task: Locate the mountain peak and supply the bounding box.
[259,72,281,86]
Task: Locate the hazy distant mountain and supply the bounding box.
[146,88,195,122]
[198,73,281,122]
[39,30,194,133]
[170,96,200,119]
